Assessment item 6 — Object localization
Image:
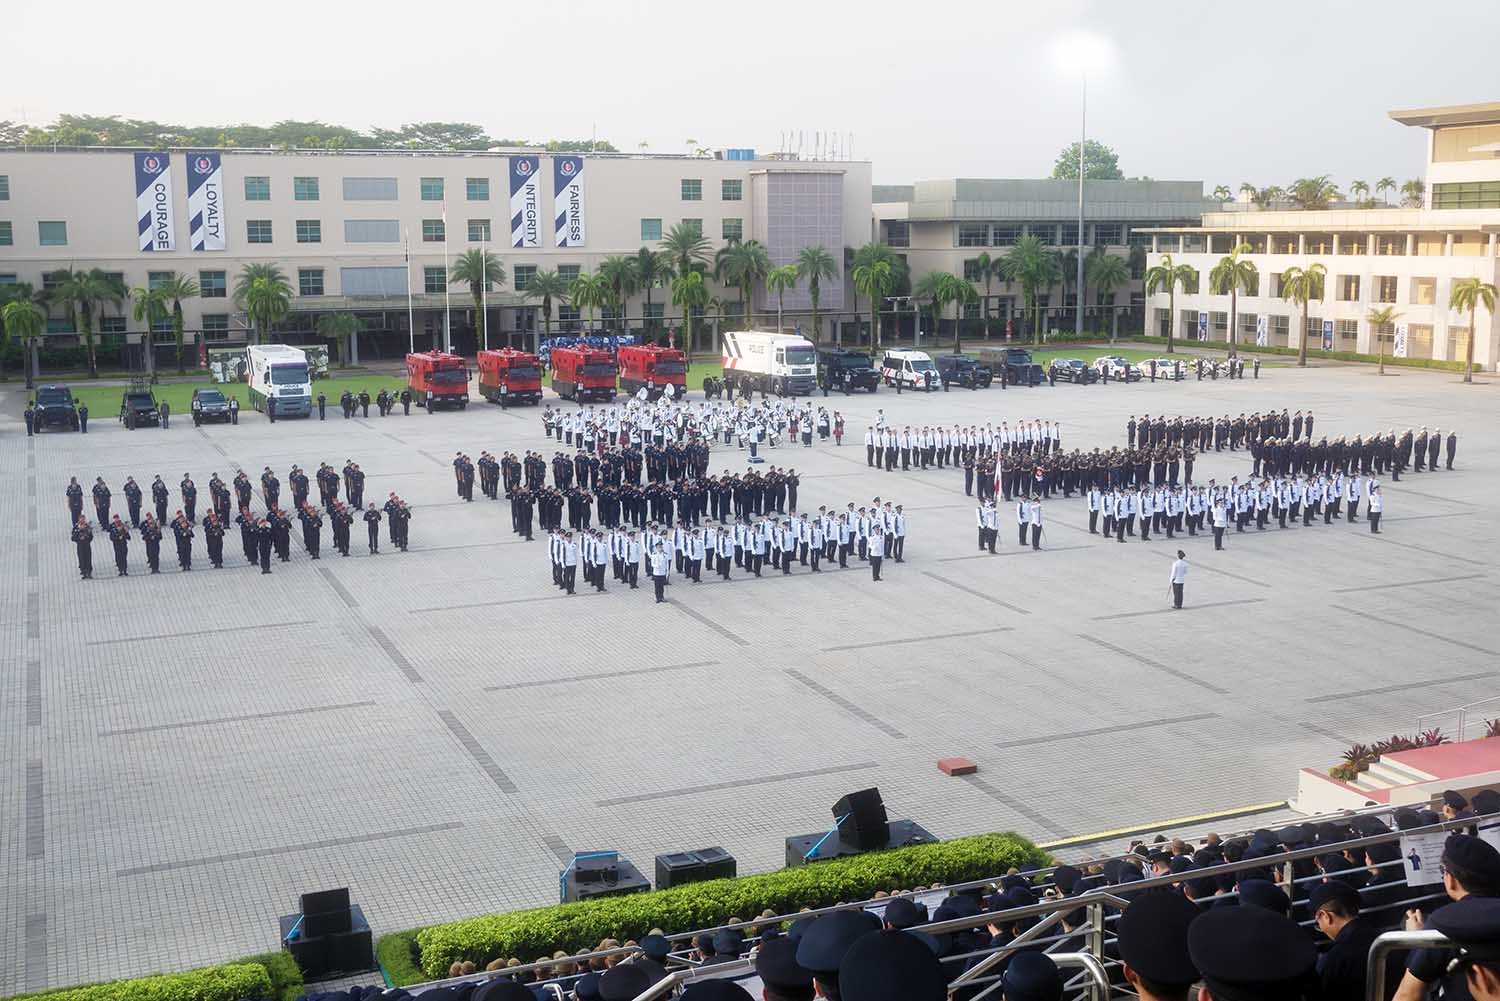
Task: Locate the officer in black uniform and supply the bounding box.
[255,517,273,573]
[24,402,34,435]
[72,517,94,579]
[123,476,143,527]
[401,388,412,415]
[1396,834,1500,1001]
[1188,905,1318,1000]
[202,511,225,568]
[1115,889,1200,1001]
[1428,894,1500,1001]
[65,477,85,528]
[141,515,162,573]
[108,516,131,575]
[364,503,382,554]
[92,477,111,525]
[78,403,88,432]
[317,391,326,419]
[180,474,198,522]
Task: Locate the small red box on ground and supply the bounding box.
[938,757,978,776]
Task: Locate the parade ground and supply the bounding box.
[3,359,1498,992]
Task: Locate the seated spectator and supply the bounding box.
[757,936,815,1001]
[1309,880,1379,1001]
[1444,790,1476,822]
[1236,878,1290,916]
[598,963,651,1001]
[999,951,1062,1001]
[1429,895,1500,1001]
[796,911,878,1001]
[1188,906,1318,1000]
[1117,892,1200,1001]
[1394,834,1500,1001]
[840,929,945,1001]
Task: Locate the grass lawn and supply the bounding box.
[67,372,410,418]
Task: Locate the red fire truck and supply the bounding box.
[476,348,544,407]
[549,346,617,402]
[405,351,471,410]
[617,344,688,400]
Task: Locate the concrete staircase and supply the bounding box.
[1348,756,1439,793]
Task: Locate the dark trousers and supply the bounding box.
[1089,511,1098,534]
[870,555,882,580]
[1172,582,1184,609]
[1369,512,1381,533]
[1212,527,1225,550]
[1031,524,1041,550]
[564,566,576,593]
[1018,524,1028,545]
[653,573,666,602]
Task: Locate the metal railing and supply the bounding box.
[1367,930,1448,1001]
[1418,696,1500,743]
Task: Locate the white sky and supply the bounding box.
[8,0,1498,189]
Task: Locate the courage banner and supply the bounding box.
[509,155,541,248]
[134,152,176,252]
[186,152,226,251]
[553,156,585,247]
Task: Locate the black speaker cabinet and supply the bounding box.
[655,846,738,889]
[279,904,373,979]
[833,788,890,851]
[561,858,650,903]
[574,851,622,884]
[299,887,353,938]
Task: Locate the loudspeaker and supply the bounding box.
[280,904,374,979]
[299,888,352,937]
[655,846,738,889]
[573,851,621,884]
[561,858,650,903]
[785,820,936,868]
[834,788,889,851]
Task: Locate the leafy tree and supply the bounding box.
[671,270,709,352]
[1376,176,1397,206]
[1208,243,1258,358]
[660,222,712,278]
[1239,181,1257,202]
[1085,253,1130,340]
[1212,185,1232,202]
[1448,278,1496,384]
[796,245,839,345]
[1050,139,1124,180]
[317,312,364,367]
[1287,176,1340,210]
[1401,178,1426,207]
[232,263,292,345]
[545,139,619,153]
[632,248,671,333]
[51,267,125,377]
[569,272,610,332]
[369,122,495,150]
[766,265,798,332]
[449,248,506,348]
[969,251,996,336]
[1280,262,1327,367]
[1349,179,1370,207]
[1365,304,1401,376]
[916,272,976,354]
[598,256,637,334]
[998,235,1057,345]
[1143,253,1199,353]
[157,273,199,373]
[714,240,771,329]
[129,284,170,380]
[522,270,569,344]
[850,242,906,347]
[2,296,45,388]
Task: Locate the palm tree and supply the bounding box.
[1239,182,1257,204]
[632,247,671,335]
[911,271,948,346]
[569,271,610,334]
[1056,248,1079,327]
[1365,304,1401,376]
[796,244,839,345]
[707,296,726,354]
[998,235,1056,346]
[1143,253,1199,354]
[157,273,200,374]
[522,269,569,348]
[850,242,905,347]
[129,284,170,380]
[1208,242,1259,359]
[714,240,771,329]
[317,312,363,367]
[920,272,977,354]
[1280,262,1327,367]
[1401,178,1426,208]
[598,256,636,335]
[1287,176,1340,210]
[52,267,126,378]
[660,222,712,279]
[1448,277,1496,385]
[766,265,798,332]
[1212,185,1232,203]
[449,248,506,350]
[671,270,709,352]
[232,263,292,345]
[1376,176,1397,206]
[1086,253,1131,342]
[2,296,45,389]
[969,250,995,338]
[1350,179,1370,207]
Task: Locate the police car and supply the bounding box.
[1090,355,1141,382]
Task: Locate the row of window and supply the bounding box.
[1167,271,1439,306]
[884,220,1147,249]
[640,218,741,242]
[234,176,743,204]
[0,220,69,246]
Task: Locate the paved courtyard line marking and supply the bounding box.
[1302,721,1357,745]
[24,913,46,993]
[994,712,1219,750]
[672,600,750,646]
[1356,534,1487,567]
[821,626,1013,653]
[486,660,720,691]
[1075,633,1230,695]
[1332,573,1486,594]
[86,619,317,646]
[418,450,451,468]
[1328,604,1500,658]
[116,822,465,877]
[922,571,1032,614]
[27,542,38,577]
[1037,800,1289,851]
[935,546,1091,563]
[101,700,378,737]
[317,566,360,608]
[960,774,1068,837]
[437,710,519,794]
[26,659,41,726]
[1305,669,1496,704]
[26,760,44,858]
[540,834,574,864]
[26,592,40,639]
[597,761,882,807]
[1091,598,1266,621]
[366,625,424,683]
[412,592,599,613]
[784,669,907,739]
[1151,551,1271,589]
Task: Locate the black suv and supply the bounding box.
[33,384,80,432]
[816,349,880,393]
[980,348,1045,387]
[190,387,232,425]
[934,354,992,388]
[120,389,160,429]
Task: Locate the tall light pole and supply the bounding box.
[1075,75,1086,339]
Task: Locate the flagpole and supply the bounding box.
[442,200,451,353]
[404,228,414,355]
[481,237,489,351]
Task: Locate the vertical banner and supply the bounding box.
[1197,312,1208,341]
[1255,314,1268,347]
[134,152,176,252]
[553,156,585,247]
[1394,323,1409,358]
[185,152,225,251]
[1321,319,1334,351]
[509,156,541,248]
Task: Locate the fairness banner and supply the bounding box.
[554,156,585,247]
[185,152,226,251]
[1321,319,1334,352]
[1394,323,1408,358]
[1255,314,1268,347]
[134,152,176,252]
[1197,312,1208,341]
[509,156,541,248]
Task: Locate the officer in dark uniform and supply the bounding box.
[795,910,874,1001]
[180,474,198,522]
[300,502,323,559]
[364,503,382,554]
[236,506,256,563]
[1188,905,1318,999]
[171,511,195,570]
[317,391,326,420]
[141,515,162,573]
[65,476,84,528]
[123,476,143,527]
[839,929,945,1001]
[255,517,273,573]
[24,402,34,435]
[359,389,370,417]
[1308,879,1380,1001]
[78,402,88,432]
[92,477,111,525]
[1428,895,1500,1001]
[1116,888,1200,1001]
[108,516,131,575]
[202,512,225,568]
[1396,834,1500,1001]
[72,517,94,579]
[400,388,412,415]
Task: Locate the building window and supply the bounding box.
[1433,181,1500,210]
[557,264,581,283]
[244,176,271,200]
[420,177,444,201]
[147,270,172,290]
[1272,315,1290,341]
[957,223,988,247]
[1304,316,1324,342]
[201,313,229,339]
[1240,273,1260,297]
[294,176,320,201]
[199,270,226,298]
[0,221,10,246]
[1336,319,1358,341]
[467,219,491,242]
[1268,272,1285,298]
[681,179,702,201]
[466,177,490,201]
[681,218,702,238]
[991,225,1022,247]
[962,259,984,282]
[298,268,324,296]
[99,315,127,335]
[1030,224,1058,246]
[1060,224,1081,246]
[0,176,8,199]
[1337,275,1360,301]
[342,177,398,200]
[1127,229,1155,248]
[722,179,742,201]
[344,219,400,243]
[514,264,537,290]
[422,219,445,242]
[1240,312,1259,336]
[423,266,446,294]
[246,219,273,244]
[296,219,322,244]
[643,303,664,321]
[38,221,67,246]
[558,304,581,327]
[885,221,910,247]
[962,302,981,320]
[1094,223,1123,245]
[641,218,662,242]
[1375,276,1398,303]
[722,218,743,241]
[1410,277,1436,305]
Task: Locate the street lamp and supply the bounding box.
[1053,33,1115,339]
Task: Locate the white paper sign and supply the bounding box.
[1479,821,1500,855]
[1401,831,1449,886]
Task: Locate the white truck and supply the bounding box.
[245,344,313,417]
[721,330,818,397]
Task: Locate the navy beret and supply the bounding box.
[1444,833,1500,883]
[711,929,745,957]
[838,930,944,1001]
[1188,907,1316,999]
[1445,790,1470,810]
[1051,864,1080,893]
[598,964,651,1001]
[639,934,671,962]
[1429,896,1500,962]
[786,916,817,943]
[1004,885,1038,909]
[1117,891,1200,986]
[1308,879,1361,915]
[1000,951,1062,1001]
[795,910,873,973]
[881,897,921,929]
[1238,878,1291,915]
[946,893,982,918]
[571,972,601,1001]
[679,982,754,1001]
[755,937,813,991]
[1473,789,1500,815]
[1168,855,1196,875]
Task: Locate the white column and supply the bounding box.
[1445,233,1455,256]
[1297,233,1306,255]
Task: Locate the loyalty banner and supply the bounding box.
[134,152,176,252]
[509,156,541,248]
[1255,314,1268,347]
[1197,312,1208,341]
[1321,318,1334,352]
[185,152,226,251]
[553,156,585,247]
[1394,323,1409,358]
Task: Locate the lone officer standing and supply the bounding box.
[1169,549,1187,609]
[364,503,382,554]
[24,402,34,435]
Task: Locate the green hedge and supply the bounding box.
[0,962,271,1001]
[235,951,304,1001]
[1119,335,1479,372]
[376,929,425,988]
[405,831,1045,983]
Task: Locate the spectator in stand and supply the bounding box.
[1189,906,1319,999]
[757,937,816,1001]
[840,929,947,1001]
[797,911,880,1001]
[598,964,651,1001]
[1445,789,1478,822]
[999,951,1063,1001]
[1116,892,1200,1001]
[1309,880,1381,1001]
[1395,834,1500,1001]
[1429,896,1500,1001]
